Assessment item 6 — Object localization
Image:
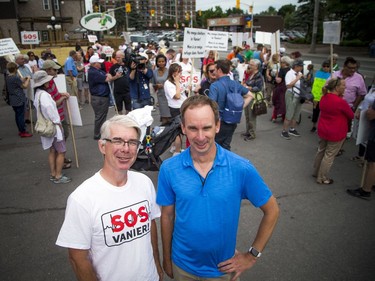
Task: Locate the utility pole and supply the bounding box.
[309,0,320,53]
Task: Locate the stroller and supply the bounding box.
[131,115,182,171]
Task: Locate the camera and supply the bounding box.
[124,48,145,69]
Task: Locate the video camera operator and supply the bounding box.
[129,53,153,109]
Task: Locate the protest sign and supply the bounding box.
[323,21,341,45]
[183,28,228,58]
[21,31,40,45]
[0,38,19,56]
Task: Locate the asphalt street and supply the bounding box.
[1,46,375,280]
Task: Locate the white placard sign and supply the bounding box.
[237,63,248,83]
[21,31,40,45]
[54,74,67,93]
[231,32,244,48]
[66,96,83,126]
[323,21,341,45]
[183,28,207,58]
[87,35,98,43]
[255,31,272,45]
[102,46,114,57]
[0,38,20,56]
[180,69,201,92]
[183,28,228,58]
[206,30,228,51]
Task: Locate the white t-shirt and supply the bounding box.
[56,171,160,281]
[164,79,187,108]
[285,68,301,97]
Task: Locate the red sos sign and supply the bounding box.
[111,205,149,232]
[23,33,37,40]
[21,31,39,44]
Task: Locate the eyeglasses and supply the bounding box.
[103,138,141,148]
[322,65,330,68]
[208,69,215,73]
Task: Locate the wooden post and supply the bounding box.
[65,102,79,168]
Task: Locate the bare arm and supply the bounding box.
[151,219,164,281]
[243,91,254,108]
[21,77,30,89]
[218,196,279,281]
[367,107,375,120]
[68,248,98,281]
[160,205,175,278]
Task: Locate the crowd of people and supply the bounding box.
[0,35,373,281]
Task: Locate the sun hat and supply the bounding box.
[33,70,54,88]
[89,55,104,64]
[41,60,61,70]
[292,58,304,67]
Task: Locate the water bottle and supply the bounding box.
[118,65,123,74]
[152,126,160,138]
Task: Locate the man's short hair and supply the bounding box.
[215,59,231,74]
[180,95,220,125]
[69,50,77,57]
[344,56,357,66]
[250,59,261,70]
[100,115,141,141]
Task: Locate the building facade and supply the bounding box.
[0,0,87,44]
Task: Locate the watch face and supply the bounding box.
[250,247,261,257]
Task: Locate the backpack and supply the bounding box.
[219,80,244,124]
[292,77,313,104]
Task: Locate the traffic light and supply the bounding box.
[198,10,202,16]
[150,9,155,17]
[93,3,99,12]
[185,12,190,21]
[247,21,252,28]
[125,3,131,13]
[236,0,240,9]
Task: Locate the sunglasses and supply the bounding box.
[208,69,215,73]
[323,65,330,68]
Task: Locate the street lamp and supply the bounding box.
[47,16,61,44]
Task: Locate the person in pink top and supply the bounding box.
[313,78,354,184]
[334,57,367,111]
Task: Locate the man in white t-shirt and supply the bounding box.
[281,59,304,140]
[56,115,163,281]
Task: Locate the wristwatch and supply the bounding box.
[248,247,262,258]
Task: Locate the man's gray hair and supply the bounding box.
[15,54,24,60]
[280,56,293,66]
[250,59,261,70]
[100,115,141,141]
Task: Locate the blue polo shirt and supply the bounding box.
[156,144,272,277]
[87,67,109,97]
[64,56,78,77]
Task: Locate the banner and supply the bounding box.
[0,38,20,56]
[183,28,228,58]
[21,31,40,45]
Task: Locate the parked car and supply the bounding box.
[280,32,289,42]
[284,31,297,40]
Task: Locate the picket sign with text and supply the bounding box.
[182,28,228,59]
[0,38,19,57]
[21,31,40,45]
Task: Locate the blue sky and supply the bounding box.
[196,0,300,14]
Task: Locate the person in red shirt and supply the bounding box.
[313,78,354,184]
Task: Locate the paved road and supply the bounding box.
[1,81,374,280]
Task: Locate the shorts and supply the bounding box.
[285,91,302,121]
[77,77,83,91]
[52,137,66,153]
[365,140,375,162]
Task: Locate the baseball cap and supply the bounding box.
[293,59,304,67]
[41,60,61,70]
[89,55,104,64]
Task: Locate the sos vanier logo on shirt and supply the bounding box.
[101,200,151,247]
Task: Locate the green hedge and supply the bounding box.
[340,39,367,47]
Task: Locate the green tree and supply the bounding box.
[259,6,278,16]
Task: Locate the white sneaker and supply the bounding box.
[169,145,176,153]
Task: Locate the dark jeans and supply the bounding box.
[12,104,26,133]
[215,121,237,151]
[91,95,109,138]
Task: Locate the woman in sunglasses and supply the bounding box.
[194,62,217,96]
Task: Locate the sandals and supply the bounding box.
[317,179,334,185]
[64,158,72,164]
[350,156,363,161]
[336,149,344,157]
[63,163,71,169]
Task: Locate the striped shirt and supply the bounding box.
[46,80,65,121]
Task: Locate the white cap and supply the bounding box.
[139,53,148,60]
[89,55,104,64]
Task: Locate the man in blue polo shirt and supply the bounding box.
[64,50,78,97]
[157,95,279,281]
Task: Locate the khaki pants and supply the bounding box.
[244,101,257,137]
[173,262,238,281]
[313,138,345,182]
[65,76,78,96]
